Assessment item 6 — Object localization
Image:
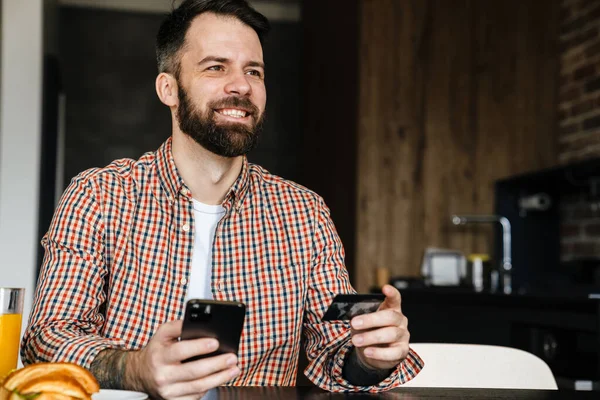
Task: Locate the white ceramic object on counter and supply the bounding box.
[92,389,148,400]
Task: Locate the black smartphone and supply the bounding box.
[321,294,385,321]
[180,299,246,362]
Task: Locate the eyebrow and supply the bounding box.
[198,56,265,70]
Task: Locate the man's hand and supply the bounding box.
[350,285,410,371]
[126,320,240,400]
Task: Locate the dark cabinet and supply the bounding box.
[401,288,600,390]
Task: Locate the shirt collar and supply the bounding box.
[155,137,251,209]
[225,155,251,211]
[155,137,185,202]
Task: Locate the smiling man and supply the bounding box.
[21,1,422,398]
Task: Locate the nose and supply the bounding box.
[224,70,251,97]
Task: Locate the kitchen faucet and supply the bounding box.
[451,214,512,294]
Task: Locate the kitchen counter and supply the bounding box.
[399,286,599,314]
[390,286,600,390]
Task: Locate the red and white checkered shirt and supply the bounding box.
[21,138,422,391]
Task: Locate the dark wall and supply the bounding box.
[59,7,170,182]
[58,6,302,185]
[300,0,359,281]
[251,23,303,183]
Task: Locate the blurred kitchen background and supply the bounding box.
[2,0,600,391]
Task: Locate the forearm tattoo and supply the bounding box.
[89,349,128,389]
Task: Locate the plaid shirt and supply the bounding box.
[21,138,422,391]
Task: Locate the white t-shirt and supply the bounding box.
[185,198,225,300]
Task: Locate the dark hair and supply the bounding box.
[156,0,270,78]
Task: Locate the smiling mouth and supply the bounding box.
[215,108,251,119]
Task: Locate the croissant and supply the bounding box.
[0,363,100,400]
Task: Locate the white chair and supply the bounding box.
[402,343,558,390]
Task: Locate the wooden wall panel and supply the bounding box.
[356,0,560,291]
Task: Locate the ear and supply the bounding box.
[156,72,179,107]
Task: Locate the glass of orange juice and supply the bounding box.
[0,287,25,380]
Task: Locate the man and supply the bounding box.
[21,0,422,398]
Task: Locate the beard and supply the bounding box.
[176,84,264,158]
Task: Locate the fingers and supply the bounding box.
[175,353,238,382]
[149,352,239,399]
[164,337,220,364]
[380,284,401,310]
[352,325,409,348]
[156,365,241,399]
[360,342,410,362]
[351,308,405,331]
[349,287,411,370]
[154,319,185,342]
[141,320,242,400]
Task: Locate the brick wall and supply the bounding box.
[559,0,600,261]
[559,0,600,163]
[561,193,600,261]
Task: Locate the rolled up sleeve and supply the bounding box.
[21,173,123,368]
[302,197,423,391]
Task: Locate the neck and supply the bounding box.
[171,130,243,205]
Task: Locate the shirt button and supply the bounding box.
[182,223,190,232]
[180,278,188,285]
[217,281,223,292]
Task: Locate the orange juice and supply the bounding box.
[0,313,23,379]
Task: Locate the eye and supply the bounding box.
[246,69,263,78]
[207,65,224,72]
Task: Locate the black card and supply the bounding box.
[321,294,385,321]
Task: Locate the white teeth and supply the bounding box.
[219,109,247,118]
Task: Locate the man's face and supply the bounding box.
[174,13,267,157]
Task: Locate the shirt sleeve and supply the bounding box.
[20,173,125,368]
[302,197,424,392]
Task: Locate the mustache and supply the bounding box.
[208,96,260,116]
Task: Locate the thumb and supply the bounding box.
[153,319,184,342]
[379,284,402,311]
